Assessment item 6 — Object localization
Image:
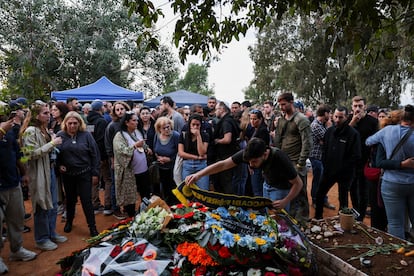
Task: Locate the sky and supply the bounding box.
[153,1,256,105]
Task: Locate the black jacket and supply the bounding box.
[322,124,361,178]
[87,110,109,160]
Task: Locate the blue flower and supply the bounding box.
[216,207,230,218]
[219,229,235,247]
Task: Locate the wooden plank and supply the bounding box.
[310,242,368,276]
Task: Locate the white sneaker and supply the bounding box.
[35,240,58,251]
[9,247,37,261]
[51,234,68,243]
[0,257,8,274]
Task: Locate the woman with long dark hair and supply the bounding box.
[248,109,270,196]
[178,114,209,190]
[113,111,150,217]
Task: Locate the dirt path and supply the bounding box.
[5,172,369,275]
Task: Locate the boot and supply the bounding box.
[89,226,99,237]
[64,221,72,233]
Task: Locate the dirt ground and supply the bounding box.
[5,172,369,275]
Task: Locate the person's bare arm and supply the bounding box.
[185,157,237,185]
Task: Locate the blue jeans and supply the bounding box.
[182,159,209,190]
[310,158,327,204]
[232,163,248,195]
[263,183,291,211]
[250,168,264,196]
[381,179,414,239]
[34,168,58,243]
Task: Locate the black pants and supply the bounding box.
[158,168,178,205]
[135,170,151,199]
[315,174,353,219]
[62,172,96,229]
[350,167,369,221]
[368,179,387,231]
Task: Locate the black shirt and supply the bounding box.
[231,147,297,189]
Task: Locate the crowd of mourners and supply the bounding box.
[0,93,414,274]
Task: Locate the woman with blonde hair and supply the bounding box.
[21,101,67,251]
[56,111,100,237]
[153,116,180,205]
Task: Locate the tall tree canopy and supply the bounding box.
[247,12,410,108]
[165,63,214,96]
[0,0,179,100]
[124,0,414,65]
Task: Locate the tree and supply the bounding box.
[247,12,406,108]
[123,0,414,67]
[176,63,214,96]
[0,0,179,100]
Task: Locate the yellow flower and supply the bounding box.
[211,225,223,231]
[255,237,266,246]
[234,234,241,242]
[249,213,257,220]
[263,220,269,225]
[118,225,128,230]
[211,214,221,220]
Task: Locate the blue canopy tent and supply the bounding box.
[144,90,210,108]
[51,76,144,102]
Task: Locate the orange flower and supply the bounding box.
[176,242,218,266]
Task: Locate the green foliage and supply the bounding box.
[248,12,406,108]
[0,0,179,100]
[165,63,214,96]
[123,0,414,67]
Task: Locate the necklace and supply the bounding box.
[71,134,77,144]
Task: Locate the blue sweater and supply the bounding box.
[366,124,414,184]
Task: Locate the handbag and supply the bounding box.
[173,154,184,185]
[363,161,381,182]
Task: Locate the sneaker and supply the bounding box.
[61,210,67,219]
[0,257,8,274]
[35,240,58,251]
[112,210,126,220]
[9,247,37,261]
[57,204,65,215]
[103,206,113,216]
[324,202,336,210]
[94,205,104,214]
[23,225,31,233]
[51,234,68,243]
[24,213,32,221]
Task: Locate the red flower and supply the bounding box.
[236,257,249,265]
[288,265,302,276]
[135,243,147,255]
[262,253,273,260]
[110,245,121,258]
[264,272,277,276]
[195,266,207,276]
[218,246,231,258]
[171,267,180,276]
[183,212,195,218]
[208,243,221,251]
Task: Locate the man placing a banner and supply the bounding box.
[184,138,303,220]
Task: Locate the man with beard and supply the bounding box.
[211,101,240,194]
[314,106,361,219]
[273,93,312,226]
[104,101,130,219]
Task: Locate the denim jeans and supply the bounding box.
[310,158,327,203]
[263,183,291,211]
[381,179,414,239]
[34,168,58,243]
[250,168,264,196]
[182,159,209,190]
[232,163,248,195]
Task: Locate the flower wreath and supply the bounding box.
[202,206,278,266]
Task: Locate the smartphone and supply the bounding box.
[8,111,17,120]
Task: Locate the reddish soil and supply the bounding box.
[307,217,414,275]
[6,172,373,275]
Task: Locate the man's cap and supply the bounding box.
[366,105,379,113]
[91,100,104,111]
